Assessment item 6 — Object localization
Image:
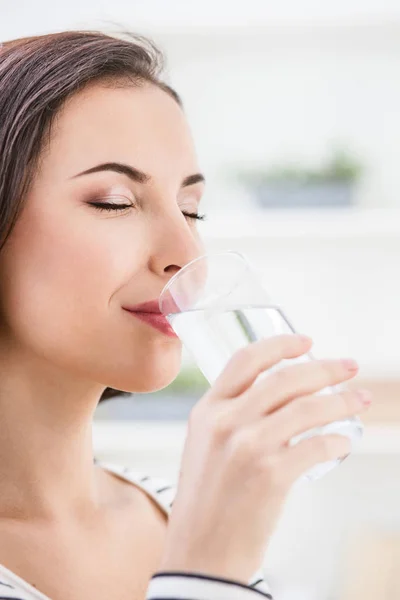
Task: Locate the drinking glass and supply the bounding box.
[159,251,363,482]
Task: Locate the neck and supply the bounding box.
[0,348,107,521]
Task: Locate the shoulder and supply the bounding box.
[96,460,272,597]
[95,459,176,516]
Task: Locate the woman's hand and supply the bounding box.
[159,334,371,584]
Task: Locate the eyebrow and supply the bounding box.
[71,162,205,188]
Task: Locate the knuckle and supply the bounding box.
[188,398,207,425]
[274,333,300,351]
[210,409,235,442]
[298,394,318,416]
[284,333,303,351]
[325,359,350,381]
[236,345,253,362]
[310,434,329,459]
[341,391,357,414]
[333,435,352,458]
[310,435,332,461]
[258,455,288,489]
[238,334,298,364]
[188,402,236,443]
[318,359,339,381]
[269,334,289,351]
[270,366,290,387]
[269,336,297,362]
[229,430,258,459]
[312,434,350,461]
[300,392,352,424]
[228,430,290,491]
[230,345,254,369]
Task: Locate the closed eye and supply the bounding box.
[88,201,206,221]
[88,201,132,212]
[181,210,207,221]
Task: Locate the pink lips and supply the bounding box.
[122,299,178,338]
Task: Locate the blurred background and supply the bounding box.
[2,1,400,598]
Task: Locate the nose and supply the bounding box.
[148,209,205,281]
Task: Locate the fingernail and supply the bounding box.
[356,389,373,405]
[342,359,359,371]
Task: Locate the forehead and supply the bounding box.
[40,82,198,181]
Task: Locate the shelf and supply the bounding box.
[199,208,400,240]
[92,421,400,458]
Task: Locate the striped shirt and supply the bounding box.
[0,460,273,600]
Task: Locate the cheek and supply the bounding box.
[0,199,193,391]
[0,207,143,350]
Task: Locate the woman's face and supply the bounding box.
[0,82,205,393]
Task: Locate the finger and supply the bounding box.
[252,388,371,450]
[211,334,313,399]
[278,433,353,485]
[239,357,359,416]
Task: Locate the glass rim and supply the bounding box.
[158,250,251,313]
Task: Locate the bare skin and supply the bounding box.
[0,81,205,599]
[0,467,169,599]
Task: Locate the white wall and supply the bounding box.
[3,0,400,34]
[2,2,400,208]
[159,24,400,210]
[201,209,400,378]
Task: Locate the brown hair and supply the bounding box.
[0,30,182,402]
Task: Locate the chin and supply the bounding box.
[103,344,183,394]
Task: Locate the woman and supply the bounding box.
[0,30,371,600]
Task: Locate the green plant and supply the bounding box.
[231,147,363,187]
[163,365,208,394]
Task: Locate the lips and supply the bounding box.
[122,299,178,337]
[123,299,162,314]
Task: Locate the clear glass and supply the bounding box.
[159,251,363,482]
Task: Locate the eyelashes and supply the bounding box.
[87,201,133,212]
[181,211,207,221]
[87,200,206,221]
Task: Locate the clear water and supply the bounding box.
[169,305,363,482]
